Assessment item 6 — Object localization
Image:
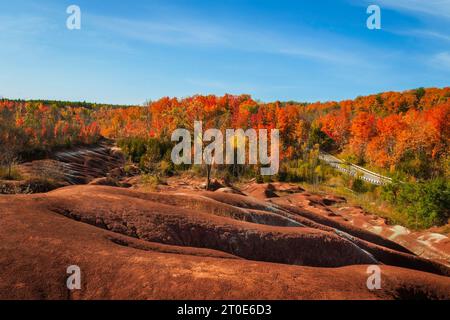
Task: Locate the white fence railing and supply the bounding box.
[319,152,392,186]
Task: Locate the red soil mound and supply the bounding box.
[242,182,305,200]
[1,185,449,299]
[39,186,378,267]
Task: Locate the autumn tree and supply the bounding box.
[349,112,376,164]
[0,107,27,179]
[318,103,351,150]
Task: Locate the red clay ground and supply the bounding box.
[1,182,449,300]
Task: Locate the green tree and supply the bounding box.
[307,125,334,151]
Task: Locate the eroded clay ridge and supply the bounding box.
[19,142,125,185]
[0,184,449,299]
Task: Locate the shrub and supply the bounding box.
[118,137,174,173]
[351,178,368,193]
[382,178,450,228]
[141,174,165,190]
[0,166,22,181]
[307,126,335,151]
[158,160,174,176]
[255,174,263,184]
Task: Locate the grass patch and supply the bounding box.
[140,174,166,191]
[298,176,411,228]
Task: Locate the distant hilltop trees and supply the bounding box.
[1,87,449,181]
[0,98,138,110]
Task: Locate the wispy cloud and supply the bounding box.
[0,7,385,70]
[374,0,450,19]
[276,46,361,65]
[391,29,450,42]
[90,15,229,46]
[0,13,59,57]
[432,52,450,69]
[0,14,55,37]
[409,30,450,42]
[88,14,382,68]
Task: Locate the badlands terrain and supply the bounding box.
[0,144,449,299]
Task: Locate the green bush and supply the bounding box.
[158,160,174,176]
[117,137,147,163]
[382,178,450,228]
[141,174,165,189]
[351,178,368,193]
[255,174,263,184]
[307,126,335,151]
[118,137,174,174]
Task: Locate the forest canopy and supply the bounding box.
[1,87,449,181]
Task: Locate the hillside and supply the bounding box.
[1,88,449,299]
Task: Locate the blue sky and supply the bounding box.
[0,0,449,105]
